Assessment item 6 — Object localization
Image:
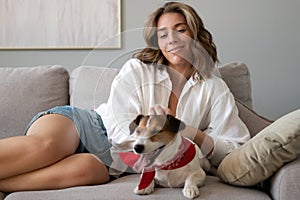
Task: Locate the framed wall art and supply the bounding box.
[0,0,121,49]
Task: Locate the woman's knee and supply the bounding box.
[26,114,80,158]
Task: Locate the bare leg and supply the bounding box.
[0,114,79,180]
[0,153,110,192]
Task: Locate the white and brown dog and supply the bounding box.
[121,114,210,199]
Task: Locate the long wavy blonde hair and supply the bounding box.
[133,1,218,80]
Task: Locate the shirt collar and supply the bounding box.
[156,64,201,88]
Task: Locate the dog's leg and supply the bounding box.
[182,169,206,199]
[134,180,155,195]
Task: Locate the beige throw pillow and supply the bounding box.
[217,109,300,186]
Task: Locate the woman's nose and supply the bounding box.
[168,30,178,45]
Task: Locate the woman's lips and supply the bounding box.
[167,45,184,53]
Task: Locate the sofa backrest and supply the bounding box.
[0,62,260,139]
[0,66,69,138]
[70,66,120,110]
[70,62,253,110]
[219,62,252,108]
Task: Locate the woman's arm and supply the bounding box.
[181,125,214,158]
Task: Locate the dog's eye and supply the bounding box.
[135,129,141,135]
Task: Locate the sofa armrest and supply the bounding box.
[267,157,300,200]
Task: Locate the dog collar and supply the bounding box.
[137,137,196,190]
[154,137,196,170]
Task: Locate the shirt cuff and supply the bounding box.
[209,137,232,166]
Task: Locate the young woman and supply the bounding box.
[0,2,250,192]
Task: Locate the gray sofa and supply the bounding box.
[0,62,299,200]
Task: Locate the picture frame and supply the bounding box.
[0,0,121,49]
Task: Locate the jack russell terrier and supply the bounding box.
[119,114,210,199]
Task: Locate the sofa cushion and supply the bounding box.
[70,65,119,110]
[219,62,252,108]
[269,158,300,200]
[217,109,300,186]
[0,66,69,138]
[4,175,270,200]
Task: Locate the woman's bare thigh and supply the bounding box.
[26,113,80,160]
[0,153,110,192]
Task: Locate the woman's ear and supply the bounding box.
[129,114,144,134]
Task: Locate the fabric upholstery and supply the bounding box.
[70,65,119,110]
[0,66,69,138]
[219,62,252,108]
[235,99,272,137]
[4,175,270,200]
[269,157,300,200]
[217,109,300,186]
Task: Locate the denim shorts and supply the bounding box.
[25,105,113,167]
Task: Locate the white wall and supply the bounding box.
[0,0,299,120]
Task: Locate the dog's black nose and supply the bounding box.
[134,144,144,153]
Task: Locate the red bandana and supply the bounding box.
[119,137,196,190]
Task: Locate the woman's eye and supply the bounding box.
[177,29,186,33]
[159,34,167,39]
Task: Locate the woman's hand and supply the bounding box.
[149,105,173,116]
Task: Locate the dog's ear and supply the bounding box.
[129,114,144,134]
[165,114,186,133]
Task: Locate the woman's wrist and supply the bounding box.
[181,125,214,158]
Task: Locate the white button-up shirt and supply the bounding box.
[96,58,250,166]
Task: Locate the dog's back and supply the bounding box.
[153,135,208,188]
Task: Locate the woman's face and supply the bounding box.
[156,12,193,70]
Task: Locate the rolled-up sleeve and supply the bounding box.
[205,86,250,166]
[96,60,143,150]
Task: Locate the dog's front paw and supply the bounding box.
[182,185,199,199]
[134,181,155,195]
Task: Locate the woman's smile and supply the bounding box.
[167,45,185,53]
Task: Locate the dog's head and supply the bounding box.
[129,114,186,154]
